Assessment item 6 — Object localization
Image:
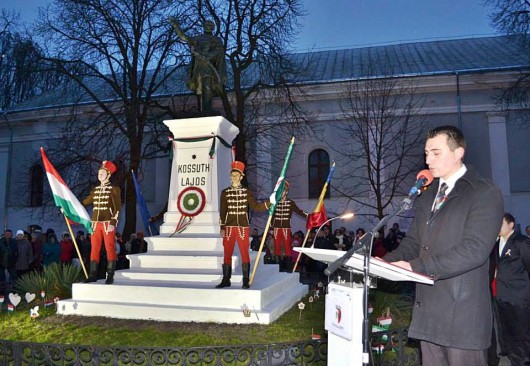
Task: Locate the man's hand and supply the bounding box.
[391,261,412,271]
[220,229,225,238]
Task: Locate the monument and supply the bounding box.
[55,16,307,325]
[169,17,227,113]
[56,117,307,323]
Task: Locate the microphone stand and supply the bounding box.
[324,195,416,365]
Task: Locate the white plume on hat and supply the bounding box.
[16,230,24,236]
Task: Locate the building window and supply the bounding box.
[308,149,330,199]
[30,164,44,207]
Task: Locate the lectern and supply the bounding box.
[294,247,433,366]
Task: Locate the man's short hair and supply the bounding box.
[427,125,466,151]
[503,212,515,225]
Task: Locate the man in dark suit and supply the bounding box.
[494,212,530,366]
[383,125,504,366]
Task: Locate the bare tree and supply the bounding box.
[331,60,426,221]
[0,10,64,111]
[34,0,188,238]
[172,0,307,165]
[23,0,306,237]
[487,0,530,35]
[486,0,530,110]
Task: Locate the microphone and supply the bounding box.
[408,169,433,198]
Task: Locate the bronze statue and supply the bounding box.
[169,17,227,113]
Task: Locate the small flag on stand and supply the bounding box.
[44,300,55,308]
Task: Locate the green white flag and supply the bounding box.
[268,137,295,215]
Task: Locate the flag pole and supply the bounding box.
[249,137,295,287]
[61,209,88,278]
[249,215,273,286]
[315,161,335,212]
[292,162,335,272]
[291,230,312,272]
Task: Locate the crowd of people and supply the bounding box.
[253,222,406,278]
[0,225,149,293]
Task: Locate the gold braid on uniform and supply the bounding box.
[226,185,249,239]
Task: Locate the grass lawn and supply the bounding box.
[0,279,412,349]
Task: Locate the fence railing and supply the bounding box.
[0,327,420,366]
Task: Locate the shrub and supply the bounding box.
[13,263,83,300]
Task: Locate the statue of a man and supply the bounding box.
[169,17,227,112]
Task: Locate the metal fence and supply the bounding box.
[0,327,419,365]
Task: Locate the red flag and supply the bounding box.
[306,203,328,230]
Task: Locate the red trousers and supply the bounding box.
[274,228,292,257]
[223,226,250,265]
[90,221,117,262]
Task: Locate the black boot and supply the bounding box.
[242,263,250,289]
[278,256,286,272]
[83,261,98,283]
[284,256,293,272]
[215,264,232,288]
[105,260,116,284]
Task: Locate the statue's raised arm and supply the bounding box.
[168,17,191,45]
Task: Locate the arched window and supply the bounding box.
[308,149,330,199]
[30,164,44,207]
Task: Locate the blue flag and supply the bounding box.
[131,170,159,236]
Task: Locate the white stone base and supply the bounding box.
[57,234,308,324]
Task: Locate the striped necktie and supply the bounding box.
[432,183,448,213]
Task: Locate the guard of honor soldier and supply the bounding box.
[217,161,269,289]
[82,161,121,284]
[270,181,307,272]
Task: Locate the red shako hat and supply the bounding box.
[231,161,245,175]
[100,160,117,175]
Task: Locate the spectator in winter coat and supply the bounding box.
[30,232,43,271]
[0,229,18,286]
[59,233,74,264]
[15,230,33,278]
[42,234,60,266]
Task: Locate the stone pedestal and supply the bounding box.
[161,116,239,235]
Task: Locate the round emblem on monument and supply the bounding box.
[177,187,206,217]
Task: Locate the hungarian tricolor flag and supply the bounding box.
[40,148,93,234]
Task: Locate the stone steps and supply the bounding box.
[57,234,308,324]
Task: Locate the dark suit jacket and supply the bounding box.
[496,231,530,304]
[384,167,504,350]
